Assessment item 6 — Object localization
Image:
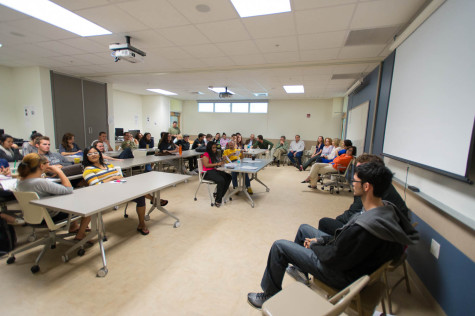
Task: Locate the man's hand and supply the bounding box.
[294,152,297,157]
[304,238,317,249]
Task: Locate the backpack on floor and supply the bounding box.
[0,217,17,254]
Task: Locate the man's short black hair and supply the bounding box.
[257,135,263,140]
[354,162,393,198]
[198,133,205,138]
[99,131,106,136]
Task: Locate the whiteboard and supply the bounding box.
[346,101,369,155]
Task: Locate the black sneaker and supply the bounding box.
[286,265,310,285]
[247,292,271,309]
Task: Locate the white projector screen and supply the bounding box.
[383,0,475,180]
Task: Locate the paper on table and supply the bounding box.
[0,178,17,191]
[240,166,258,170]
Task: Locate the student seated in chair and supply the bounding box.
[201,141,232,208]
[287,135,305,169]
[0,134,23,162]
[302,146,356,189]
[247,162,418,309]
[82,147,167,236]
[318,154,411,235]
[36,136,72,167]
[252,135,274,151]
[16,153,91,241]
[222,141,252,195]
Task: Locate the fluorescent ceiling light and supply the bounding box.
[147,89,177,96]
[283,85,304,94]
[0,43,2,48]
[208,87,234,94]
[253,92,268,97]
[231,0,291,18]
[0,0,111,37]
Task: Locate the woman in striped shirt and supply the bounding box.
[82,147,156,235]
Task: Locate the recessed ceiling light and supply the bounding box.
[230,0,291,18]
[0,43,2,48]
[0,0,111,37]
[253,92,268,97]
[208,87,234,94]
[283,85,304,94]
[147,89,177,96]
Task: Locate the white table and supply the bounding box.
[221,158,271,208]
[64,154,83,162]
[30,171,190,277]
[243,148,268,159]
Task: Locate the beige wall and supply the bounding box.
[0,66,54,147]
[142,95,170,137]
[182,98,343,145]
[112,90,143,132]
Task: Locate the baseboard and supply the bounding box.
[406,263,446,316]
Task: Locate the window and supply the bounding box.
[198,101,268,113]
[198,103,213,112]
[232,103,248,113]
[214,103,231,112]
[250,102,268,113]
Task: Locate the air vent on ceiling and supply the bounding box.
[345,26,400,46]
[253,92,268,97]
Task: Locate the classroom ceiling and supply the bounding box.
[0,0,429,100]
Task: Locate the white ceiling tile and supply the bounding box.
[157,25,210,46]
[230,54,266,66]
[256,36,298,53]
[36,41,84,56]
[298,31,347,51]
[351,0,426,29]
[333,64,370,75]
[0,6,30,22]
[76,5,148,33]
[217,40,260,56]
[242,12,296,39]
[295,4,356,34]
[200,56,236,67]
[264,52,299,64]
[52,0,111,11]
[152,46,192,60]
[196,19,250,43]
[7,18,77,40]
[182,44,225,58]
[122,30,174,49]
[169,0,240,24]
[14,43,58,57]
[59,38,106,53]
[299,48,340,61]
[117,0,190,29]
[338,45,386,59]
[293,0,358,11]
[172,58,205,69]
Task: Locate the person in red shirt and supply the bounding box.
[302,146,356,188]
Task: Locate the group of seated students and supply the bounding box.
[247,154,418,309]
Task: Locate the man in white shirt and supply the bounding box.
[91,132,112,152]
[245,134,256,148]
[287,135,305,170]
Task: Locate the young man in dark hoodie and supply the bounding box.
[247,162,418,309]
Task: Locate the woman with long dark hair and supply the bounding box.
[201,141,232,207]
[59,133,81,156]
[0,134,23,162]
[82,146,166,235]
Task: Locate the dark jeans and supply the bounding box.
[203,169,232,203]
[287,151,303,166]
[302,154,320,171]
[260,224,350,296]
[188,157,197,171]
[232,172,250,188]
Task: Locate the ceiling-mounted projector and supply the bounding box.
[109,36,146,63]
[218,87,233,98]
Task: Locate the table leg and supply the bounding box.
[145,191,181,228]
[96,213,108,277]
[251,173,270,192]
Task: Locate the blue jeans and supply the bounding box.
[260,224,350,296]
[287,151,303,166]
[232,172,250,188]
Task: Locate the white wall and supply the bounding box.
[142,95,170,137]
[181,98,343,141]
[112,90,143,131]
[0,66,55,147]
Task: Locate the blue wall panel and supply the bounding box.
[407,214,475,315]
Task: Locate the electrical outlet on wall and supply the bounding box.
[430,239,440,259]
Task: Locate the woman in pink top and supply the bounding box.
[202,141,232,207]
